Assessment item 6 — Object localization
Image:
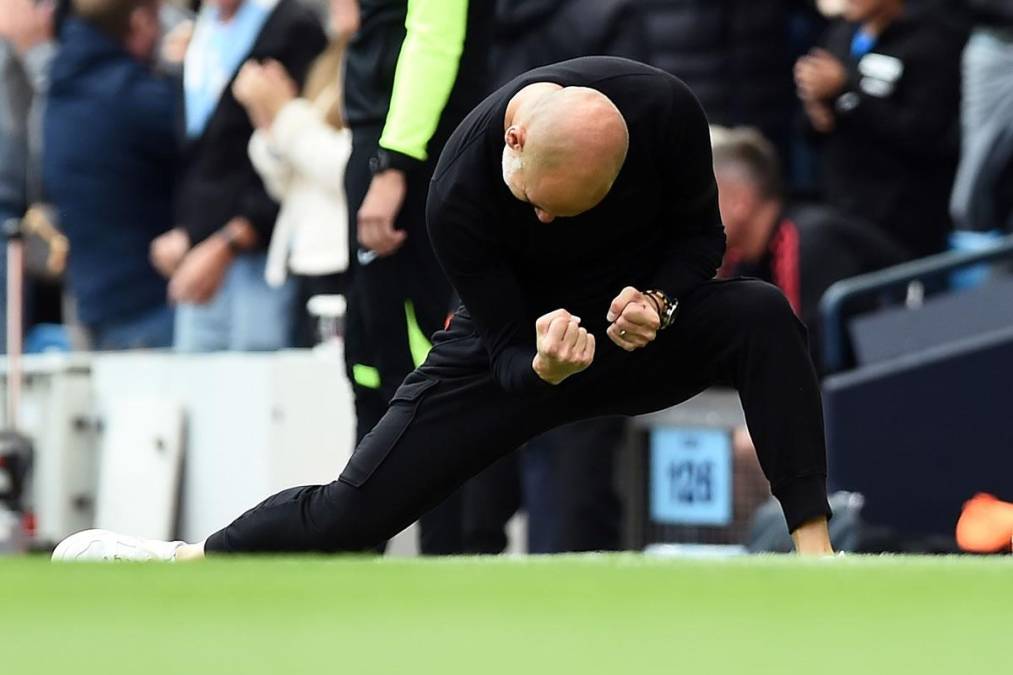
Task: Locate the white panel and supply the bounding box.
[30,368,97,543]
[268,349,355,489]
[95,397,183,540]
[0,354,98,545]
[176,355,274,542]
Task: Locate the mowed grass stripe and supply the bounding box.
[1,554,1010,675]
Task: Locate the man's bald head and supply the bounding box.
[503,85,629,223]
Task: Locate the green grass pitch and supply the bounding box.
[1,553,1010,674]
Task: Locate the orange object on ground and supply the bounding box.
[956,493,1013,553]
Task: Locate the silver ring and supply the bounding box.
[619,329,627,337]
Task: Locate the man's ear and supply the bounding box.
[504,125,526,151]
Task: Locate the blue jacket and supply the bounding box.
[44,18,178,326]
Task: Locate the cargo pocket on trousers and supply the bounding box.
[338,376,439,488]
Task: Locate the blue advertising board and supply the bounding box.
[650,427,732,526]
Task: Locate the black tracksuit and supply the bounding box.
[205,58,831,554]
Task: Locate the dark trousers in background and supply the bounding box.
[523,417,624,553]
[459,417,625,554]
[205,279,831,555]
[343,126,457,553]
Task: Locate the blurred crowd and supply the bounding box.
[1,0,1010,552]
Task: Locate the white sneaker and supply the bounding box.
[51,529,183,562]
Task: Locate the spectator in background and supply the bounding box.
[234,0,357,347]
[0,0,55,227]
[152,0,325,352]
[795,0,966,258]
[491,0,648,89]
[640,0,822,192]
[43,0,179,350]
[713,126,905,371]
[0,0,58,352]
[950,0,1013,234]
[341,0,493,554]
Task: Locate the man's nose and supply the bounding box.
[535,208,555,223]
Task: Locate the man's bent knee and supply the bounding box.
[733,280,802,335]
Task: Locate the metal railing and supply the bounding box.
[819,233,1013,373]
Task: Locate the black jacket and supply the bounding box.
[816,13,967,257]
[639,0,815,149]
[175,0,326,246]
[343,0,493,169]
[44,18,178,325]
[968,0,1013,27]
[725,206,907,371]
[491,0,649,88]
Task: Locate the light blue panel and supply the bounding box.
[650,427,732,526]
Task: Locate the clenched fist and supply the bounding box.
[605,286,661,351]
[532,309,596,385]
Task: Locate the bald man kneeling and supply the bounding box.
[55,57,834,561]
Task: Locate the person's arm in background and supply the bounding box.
[167,10,327,304]
[129,74,180,174]
[122,63,184,290]
[796,25,965,158]
[829,34,964,160]
[265,101,352,194]
[244,83,353,201]
[357,0,470,257]
[236,59,295,202]
[648,77,727,302]
[247,129,293,202]
[237,57,352,197]
[233,11,328,248]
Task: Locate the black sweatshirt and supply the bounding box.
[427,57,726,393]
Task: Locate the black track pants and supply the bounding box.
[343,126,452,444]
[205,279,831,553]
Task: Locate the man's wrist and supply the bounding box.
[644,289,678,330]
[531,353,563,385]
[216,218,257,254]
[215,228,242,255]
[371,148,423,175]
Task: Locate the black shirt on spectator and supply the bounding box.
[816,12,967,258]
